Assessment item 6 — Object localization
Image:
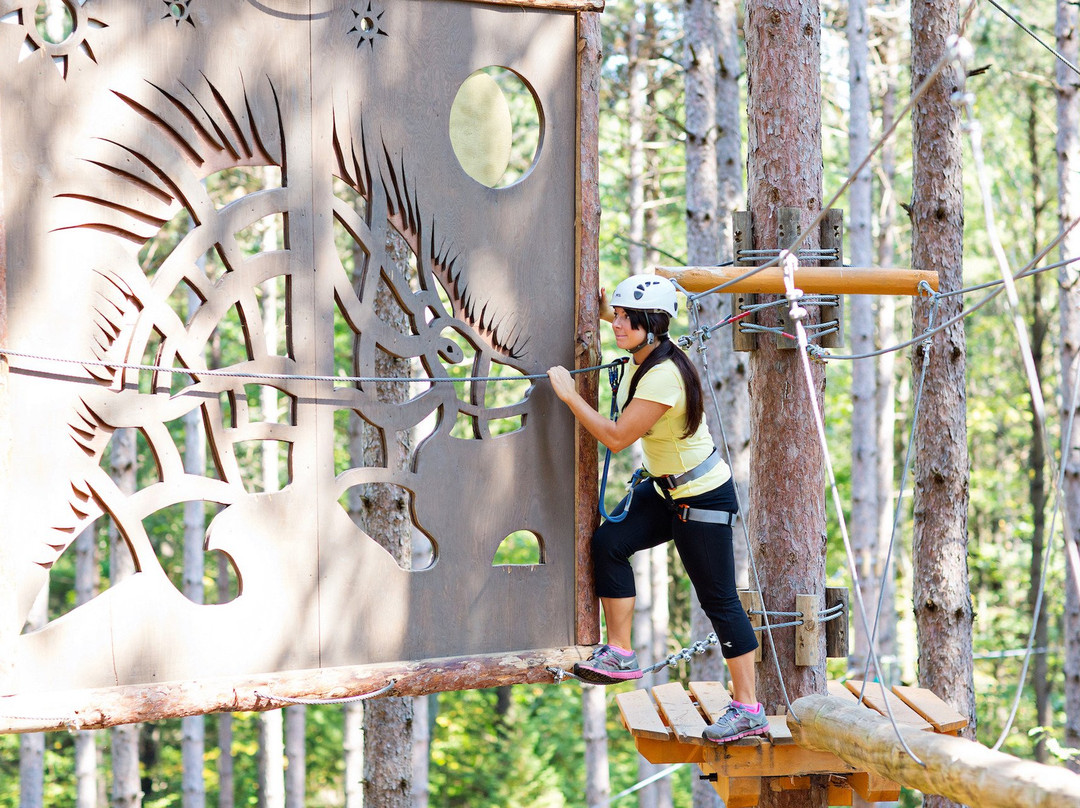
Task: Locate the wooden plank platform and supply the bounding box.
[615,680,966,806]
[845,680,934,731]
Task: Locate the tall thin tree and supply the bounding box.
[110,428,142,808]
[910,9,975,808]
[1056,0,1080,771]
[745,1,827,806]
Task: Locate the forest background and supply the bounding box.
[3,0,1079,806]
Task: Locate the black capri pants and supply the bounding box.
[592,477,758,660]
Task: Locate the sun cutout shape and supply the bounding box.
[161,0,195,28]
[0,0,107,79]
[348,0,386,51]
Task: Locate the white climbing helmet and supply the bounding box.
[609,276,679,317]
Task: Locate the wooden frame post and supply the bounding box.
[0,91,10,686]
[575,10,602,645]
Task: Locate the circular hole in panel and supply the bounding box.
[168,2,187,20]
[359,16,375,31]
[449,67,542,189]
[35,0,73,45]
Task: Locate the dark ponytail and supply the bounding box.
[622,310,704,438]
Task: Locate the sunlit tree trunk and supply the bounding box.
[1056,0,1080,772]
[583,684,611,808]
[257,195,286,808]
[910,7,974,808]
[873,10,900,689]
[183,286,207,808]
[73,522,101,808]
[745,1,826,806]
[847,0,878,689]
[412,696,431,808]
[343,702,363,808]
[257,711,285,808]
[18,586,47,808]
[110,428,142,808]
[284,707,305,807]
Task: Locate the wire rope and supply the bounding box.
[985,0,1080,78]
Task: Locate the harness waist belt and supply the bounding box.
[675,506,738,525]
[649,448,721,491]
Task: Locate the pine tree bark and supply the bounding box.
[256,710,285,808]
[745,1,826,805]
[110,428,142,808]
[1057,0,1080,772]
[910,5,974,807]
[359,228,415,808]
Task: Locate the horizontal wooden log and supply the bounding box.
[0,646,593,734]
[789,694,1080,808]
[656,265,940,296]
[477,0,605,11]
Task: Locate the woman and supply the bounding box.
[546,275,766,743]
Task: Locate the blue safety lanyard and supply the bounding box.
[598,357,642,522]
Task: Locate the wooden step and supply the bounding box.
[845,680,934,731]
[891,685,967,733]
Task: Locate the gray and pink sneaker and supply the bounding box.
[702,701,769,743]
[573,645,643,684]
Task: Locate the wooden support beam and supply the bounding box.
[739,590,763,661]
[789,693,1080,808]
[0,646,593,734]
[824,587,849,658]
[795,593,821,666]
[574,9,602,646]
[656,264,940,296]
[844,680,933,730]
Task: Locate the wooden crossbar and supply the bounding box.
[845,680,934,731]
[655,264,940,296]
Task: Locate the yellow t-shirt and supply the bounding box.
[616,358,732,499]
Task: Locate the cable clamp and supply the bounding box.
[806,344,830,364]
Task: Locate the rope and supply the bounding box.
[985,0,1080,78]
[686,300,798,719]
[0,347,624,386]
[598,763,686,806]
[0,709,83,730]
[254,679,395,705]
[781,250,925,766]
[959,86,1080,752]
[598,358,634,523]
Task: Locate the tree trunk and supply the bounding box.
[582,684,611,808]
[343,702,363,808]
[847,0,878,683]
[627,0,647,274]
[74,523,101,808]
[873,8,900,690]
[1057,0,1080,772]
[18,586,47,808]
[1024,93,1051,765]
[910,6,974,808]
[284,706,306,807]
[183,288,207,807]
[257,230,286,808]
[714,0,750,587]
[257,710,285,808]
[217,553,236,808]
[110,427,142,808]
[745,1,826,806]
[359,228,415,808]
[411,696,431,808]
